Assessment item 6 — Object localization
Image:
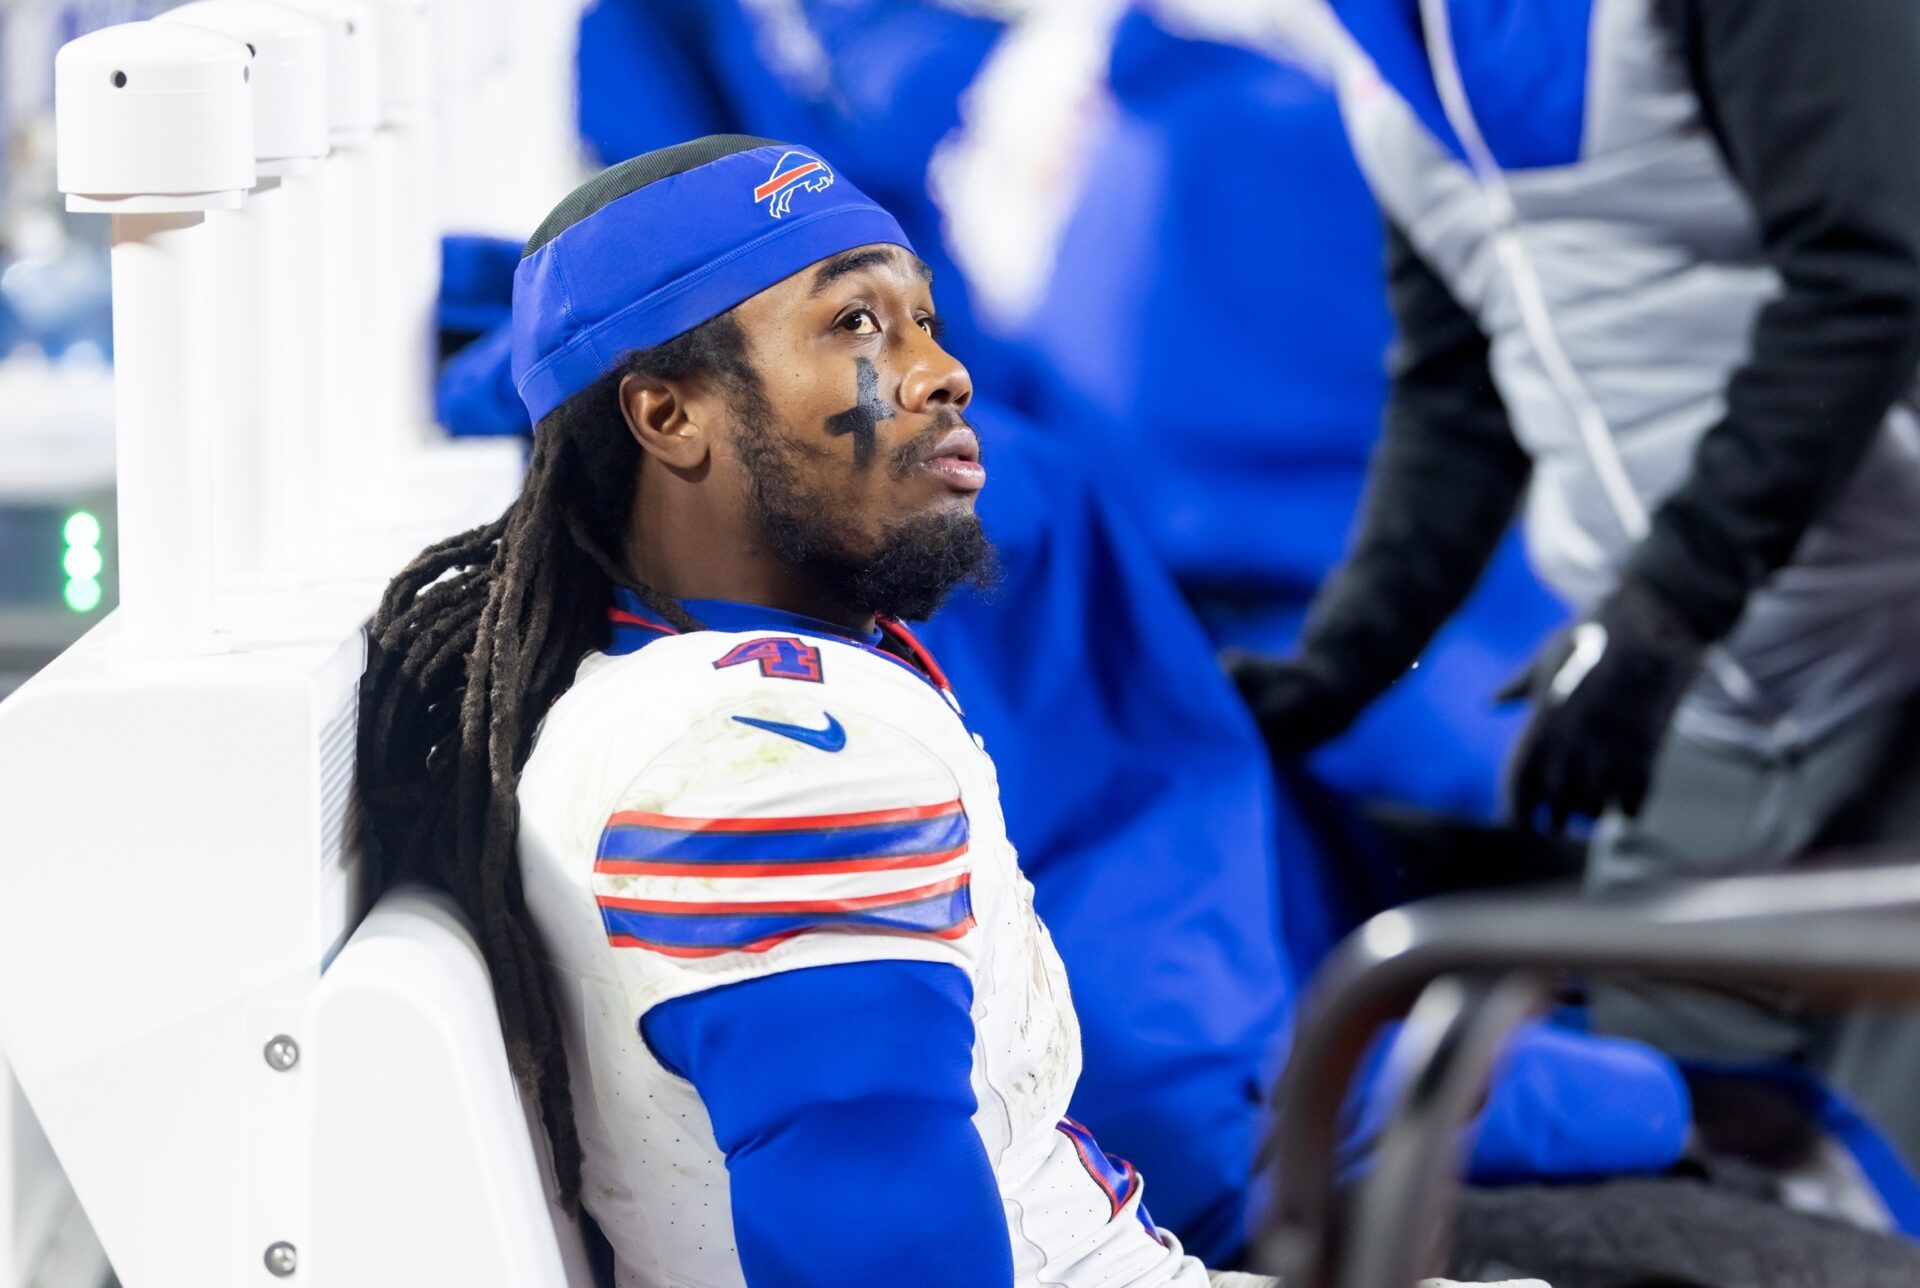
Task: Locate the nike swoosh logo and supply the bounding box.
[732,713,847,753]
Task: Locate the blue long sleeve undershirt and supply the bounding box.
[642,960,1016,1288]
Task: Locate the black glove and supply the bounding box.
[1227,652,1371,759]
[1500,580,1707,833]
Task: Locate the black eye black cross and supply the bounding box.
[823,356,893,470]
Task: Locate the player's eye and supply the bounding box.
[838,309,879,336]
[918,313,946,341]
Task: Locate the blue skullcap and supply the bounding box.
[511,135,914,424]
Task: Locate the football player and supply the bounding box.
[358,135,1540,1288]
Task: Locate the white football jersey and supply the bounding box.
[517,604,1213,1288]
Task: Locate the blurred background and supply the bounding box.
[0,0,127,701]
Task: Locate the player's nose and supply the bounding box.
[899,332,972,415]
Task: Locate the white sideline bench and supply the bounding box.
[0,613,592,1287]
[0,1,592,1282]
[311,887,595,1287]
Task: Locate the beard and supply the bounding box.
[765,504,998,622]
[728,388,998,622]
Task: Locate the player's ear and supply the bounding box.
[618,371,710,471]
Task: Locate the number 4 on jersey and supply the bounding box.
[712,637,825,683]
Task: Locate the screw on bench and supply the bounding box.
[264,1241,299,1276]
[264,1034,300,1071]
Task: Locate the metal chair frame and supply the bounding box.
[1250,863,1920,1288]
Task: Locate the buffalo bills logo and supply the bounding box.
[754,151,834,219]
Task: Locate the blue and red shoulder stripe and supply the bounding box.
[596,799,968,879]
[593,800,974,956]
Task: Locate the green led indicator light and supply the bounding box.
[63,578,103,613]
[62,544,104,580]
[62,509,104,614]
[63,511,102,548]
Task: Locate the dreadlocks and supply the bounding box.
[355,310,754,1207]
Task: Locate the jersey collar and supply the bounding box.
[606,588,952,693]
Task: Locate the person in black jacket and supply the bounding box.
[1240,0,1920,1150]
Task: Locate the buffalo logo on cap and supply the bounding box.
[753,151,835,219]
